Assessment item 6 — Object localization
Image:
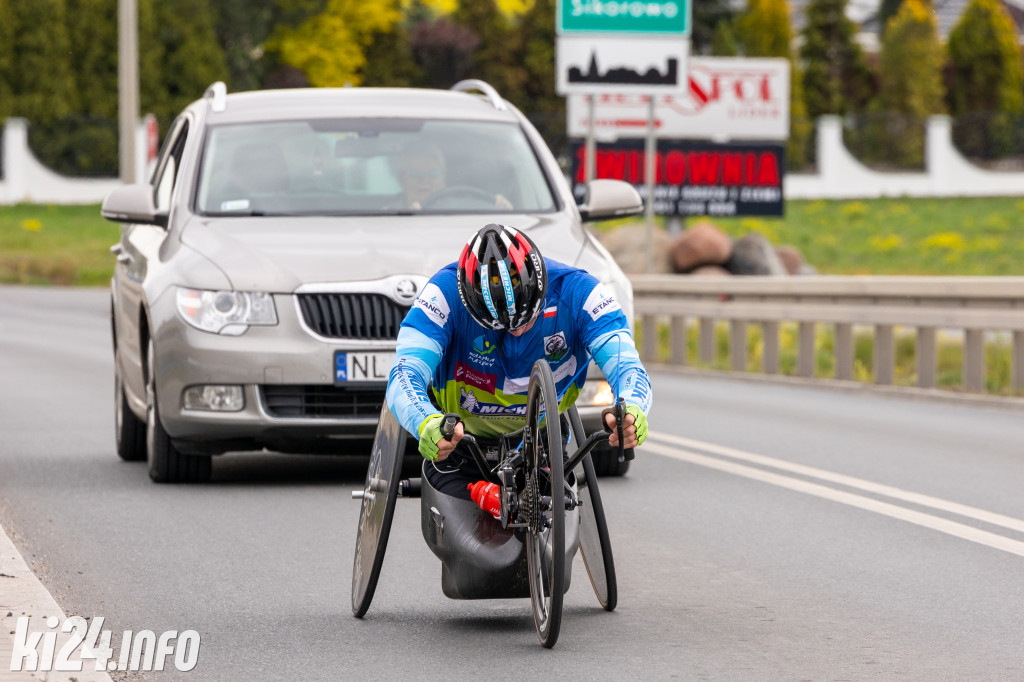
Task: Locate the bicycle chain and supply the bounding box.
[519,469,541,533]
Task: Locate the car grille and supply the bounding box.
[297,293,409,340]
[260,385,386,419]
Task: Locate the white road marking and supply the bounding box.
[647,431,1024,535]
[644,437,1024,559]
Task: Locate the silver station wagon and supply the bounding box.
[103,80,643,482]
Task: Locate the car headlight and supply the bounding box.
[176,287,278,335]
[578,379,614,406]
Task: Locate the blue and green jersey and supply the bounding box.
[386,259,652,439]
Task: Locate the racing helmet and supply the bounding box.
[457,224,547,332]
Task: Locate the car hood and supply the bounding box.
[179,214,593,293]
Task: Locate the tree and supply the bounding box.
[947,0,1024,116]
[799,0,875,118]
[876,0,904,38]
[692,0,738,55]
[9,0,77,122]
[269,0,401,87]
[0,0,15,120]
[210,0,277,92]
[409,16,480,89]
[710,19,739,57]
[734,0,812,168]
[453,0,520,94]
[154,0,229,115]
[66,0,118,119]
[871,0,945,166]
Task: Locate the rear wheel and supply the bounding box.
[115,367,146,461]
[523,360,565,649]
[146,338,211,483]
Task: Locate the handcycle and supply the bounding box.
[350,358,631,648]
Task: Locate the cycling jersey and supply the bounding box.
[387,258,652,439]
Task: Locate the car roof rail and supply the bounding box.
[204,81,227,113]
[450,80,507,111]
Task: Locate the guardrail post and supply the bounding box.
[699,317,715,364]
[1015,331,1024,391]
[916,327,937,388]
[670,316,687,366]
[875,325,894,385]
[798,322,815,377]
[964,329,985,392]
[835,323,853,381]
[730,320,747,371]
[762,321,779,374]
[641,314,658,363]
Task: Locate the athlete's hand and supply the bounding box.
[418,414,464,461]
[603,404,648,449]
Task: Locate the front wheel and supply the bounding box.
[146,338,211,483]
[115,367,146,461]
[523,359,565,648]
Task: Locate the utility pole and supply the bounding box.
[118,0,138,184]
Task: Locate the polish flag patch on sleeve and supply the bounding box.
[543,306,557,318]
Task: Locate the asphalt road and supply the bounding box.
[2,286,1024,681]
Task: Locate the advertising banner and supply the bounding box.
[567,57,789,140]
[570,139,785,216]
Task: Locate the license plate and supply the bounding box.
[335,351,394,382]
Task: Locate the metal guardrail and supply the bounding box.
[631,275,1024,393]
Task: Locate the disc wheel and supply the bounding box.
[352,404,406,618]
[523,359,565,648]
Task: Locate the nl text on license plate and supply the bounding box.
[335,351,394,382]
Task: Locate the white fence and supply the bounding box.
[1,114,1023,205]
[0,118,152,205]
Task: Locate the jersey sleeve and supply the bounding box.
[572,273,653,415]
[386,269,457,437]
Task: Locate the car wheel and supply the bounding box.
[590,443,631,477]
[146,339,212,483]
[115,367,146,461]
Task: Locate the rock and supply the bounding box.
[591,223,674,274]
[727,233,788,275]
[669,221,733,273]
[774,245,804,275]
[689,265,732,277]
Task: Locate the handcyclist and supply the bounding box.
[386,223,652,499]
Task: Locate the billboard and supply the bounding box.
[570,139,785,216]
[567,57,789,140]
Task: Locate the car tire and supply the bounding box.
[146,339,212,483]
[115,370,146,462]
[590,443,631,477]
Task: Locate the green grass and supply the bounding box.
[0,204,119,286]
[3,195,1024,287]
[709,196,1024,275]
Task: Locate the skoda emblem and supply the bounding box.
[394,279,418,304]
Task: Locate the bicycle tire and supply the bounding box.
[352,404,406,618]
[524,359,565,648]
[568,406,618,611]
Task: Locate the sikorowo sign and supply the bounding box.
[570,139,785,217]
[556,36,689,95]
[558,0,690,35]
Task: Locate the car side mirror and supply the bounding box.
[101,184,169,228]
[577,179,643,222]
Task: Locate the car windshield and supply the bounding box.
[195,118,556,216]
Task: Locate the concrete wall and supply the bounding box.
[0,118,153,205]
[1,115,1022,205]
[786,115,1024,199]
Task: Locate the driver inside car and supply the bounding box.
[386,224,652,500]
[396,143,513,211]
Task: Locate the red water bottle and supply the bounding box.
[468,480,501,519]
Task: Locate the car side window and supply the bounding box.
[152,119,190,213]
